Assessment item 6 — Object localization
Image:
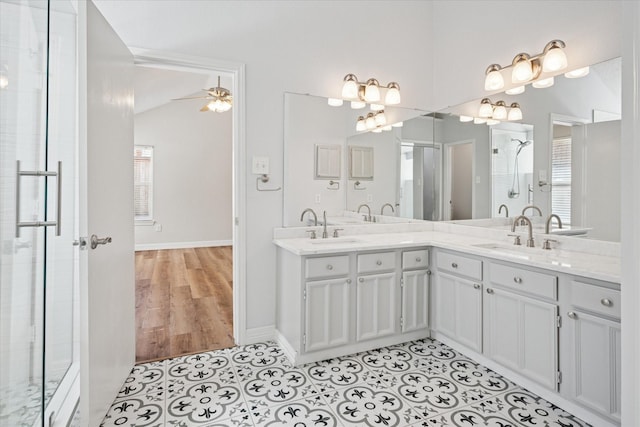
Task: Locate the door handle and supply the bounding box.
[90,234,112,250]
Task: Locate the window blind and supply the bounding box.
[134,146,153,219]
[551,137,571,225]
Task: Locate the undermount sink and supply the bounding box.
[309,238,361,245]
[471,242,533,259]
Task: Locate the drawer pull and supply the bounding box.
[426,269,432,276]
[376,260,382,266]
[416,257,422,262]
[473,283,481,290]
[601,298,613,307]
[326,264,333,270]
[451,262,458,268]
[359,278,364,283]
[513,277,523,284]
[346,279,351,284]
[486,288,494,294]
[568,311,577,319]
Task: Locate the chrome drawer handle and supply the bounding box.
[568,311,577,319]
[359,278,364,282]
[601,298,613,307]
[327,264,333,270]
[416,257,422,262]
[376,260,382,266]
[451,262,458,268]
[486,288,494,294]
[513,277,523,284]
[473,283,481,290]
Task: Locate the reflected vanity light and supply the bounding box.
[391,121,403,128]
[358,110,387,132]
[372,128,383,133]
[370,103,384,111]
[492,101,508,120]
[382,125,392,131]
[327,98,343,107]
[484,39,568,90]
[505,85,525,95]
[340,73,402,106]
[486,119,500,125]
[365,113,377,129]
[477,98,523,121]
[565,66,590,78]
[474,117,487,124]
[507,103,523,121]
[356,116,366,131]
[459,115,474,122]
[351,101,366,109]
[532,77,554,88]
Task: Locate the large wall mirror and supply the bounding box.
[283,57,620,242]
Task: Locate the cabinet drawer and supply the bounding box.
[489,263,557,300]
[436,251,482,280]
[357,252,396,274]
[402,249,429,270]
[305,255,349,279]
[571,281,621,319]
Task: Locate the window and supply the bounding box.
[551,137,571,225]
[134,146,153,221]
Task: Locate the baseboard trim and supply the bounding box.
[274,329,297,363]
[244,325,275,344]
[135,240,232,251]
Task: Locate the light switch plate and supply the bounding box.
[252,156,270,174]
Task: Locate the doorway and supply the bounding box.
[131,58,240,362]
[445,140,474,220]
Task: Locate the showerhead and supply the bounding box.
[512,138,532,155]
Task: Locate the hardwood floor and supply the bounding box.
[135,246,234,363]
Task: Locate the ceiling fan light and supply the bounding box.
[364,78,381,102]
[505,85,525,95]
[565,66,590,78]
[385,82,401,104]
[342,74,359,98]
[484,64,504,91]
[327,98,343,107]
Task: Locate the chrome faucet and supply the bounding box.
[512,215,535,247]
[545,214,563,234]
[357,203,372,221]
[498,204,509,217]
[380,203,395,215]
[520,205,542,225]
[300,208,318,226]
[322,211,328,238]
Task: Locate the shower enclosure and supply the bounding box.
[0,1,78,425]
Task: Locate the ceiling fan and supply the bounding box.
[172,75,233,112]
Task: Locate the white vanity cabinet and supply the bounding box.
[484,262,559,391]
[565,279,621,422]
[432,250,483,352]
[276,246,431,365]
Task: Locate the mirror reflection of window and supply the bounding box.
[551,124,572,225]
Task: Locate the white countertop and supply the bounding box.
[273,230,620,283]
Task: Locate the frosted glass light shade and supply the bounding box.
[370,103,384,111]
[385,83,401,104]
[565,66,590,78]
[542,46,568,72]
[505,86,525,95]
[478,99,494,118]
[365,114,376,129]
[382,125,392,131]
[392,122,403,128]
[356,117,366,131]
[374,111,386,126]
[372,128,383,133]
[532,77,554,88]
[486,119,500,125]
[459,115,474,122]
[493,104,507,120]
[327,98,343,107]
[364,79,381,102]
[484,68,504,91]
[474,117,487,124]
[508,104,523,121]
[512,58,533,83]
[342,74,359,98]
[351,101,366,109]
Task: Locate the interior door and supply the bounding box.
[78,1,135,425]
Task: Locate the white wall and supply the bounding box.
[134,99,232,248]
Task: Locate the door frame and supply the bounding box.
[444,139,475,221]
[131,49,247,345]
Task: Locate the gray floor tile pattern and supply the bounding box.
[100,338,591,426]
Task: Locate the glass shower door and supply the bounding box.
[0,1,77,425]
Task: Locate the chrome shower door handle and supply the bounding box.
[90,234,112,250]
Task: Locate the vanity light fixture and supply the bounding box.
[474,117,487,124]
[483,39,568,91]
[459,115,474,122]
[356,116,366,131]
[486,119,501,126]
[477,98,523,121]
[565,66,590,78]
[339,74,402,106]
[365,113,377,130]
[358,110,388,132]
[351,101,366,109]
[532,77,554,89]
[327,98,343,107]
[382,125,393,131]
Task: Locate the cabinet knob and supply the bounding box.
[567,311,577,319]
[326,264,333,270]
[426,269,432,276]
[451,262,458,268]
[415,257,421,262]
[346,279,351,284]
[359,278,364,283]
[376,260,382,266]
[601,298,613,307]
[486,288,494,294]
[473,283,481,290]
[513,277,523,284]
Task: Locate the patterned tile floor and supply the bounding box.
[100,338,591,426]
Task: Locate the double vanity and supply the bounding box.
[274,221,621,426]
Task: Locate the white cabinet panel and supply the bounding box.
[485,287,558,390]
[568,310,621,421]
[305,278,351,352]
[433,271,456,338]
[401,270,429,333]
[356,272,397,342]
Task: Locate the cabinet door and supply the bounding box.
[356,272,397,341]
[485,287,559,390]
[568,310,621,421]
[433,271,482,352]
[401,270,429,333]
[305,278,351,352]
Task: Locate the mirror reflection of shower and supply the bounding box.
[508,138,533,198]
[491,124,534,218]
